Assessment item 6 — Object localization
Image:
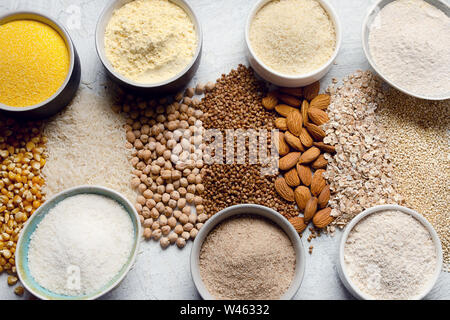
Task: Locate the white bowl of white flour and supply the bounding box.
[337,204,443,300]
[362,0,450,100]
[16,185,141,300]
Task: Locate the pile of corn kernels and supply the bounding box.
[0,117,46,295]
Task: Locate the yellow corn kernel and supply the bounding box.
[32,200,40,208]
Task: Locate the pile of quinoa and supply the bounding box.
[376,89,450,271]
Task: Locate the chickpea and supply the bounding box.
[188,214,197,225]
[152,221,160,230]
[146,198,156,209]
[190,228,199,239]
[197,213,208,223]
[179,214,189,225]
[196,223,204,230]
[143,228,152,239]
[183,223,194,232]
[177,198,186,209]
[194,196,203,206]
[196,205,205,214]
[176,237,186,248]
[173,210,182,219]
[161,225,171,236]
[182,206,191,215]
[159,215,168,226]
[168,217,177,228]
[186,193,195,203]
[168,232,178,244]
[160,237,170,249]
[143,218,153,228]
[152,229,162,241]
[150,208,160,219]
[181,231,190,240]
[174,225,183,235]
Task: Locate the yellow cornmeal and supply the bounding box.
[0,20,70,107]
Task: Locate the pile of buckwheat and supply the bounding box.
[198,65,298,219]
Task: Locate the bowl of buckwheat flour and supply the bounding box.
[190,204,305,300]
[363,0,450,100]
[338,205,443,300]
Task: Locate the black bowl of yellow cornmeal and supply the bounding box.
[0,12,81,119]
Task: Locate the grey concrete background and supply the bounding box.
[0,0,448,300]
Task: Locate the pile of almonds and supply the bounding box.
[117,82,215,249]
[261,82,336,234]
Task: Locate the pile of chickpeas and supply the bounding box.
[0,118,46,295]
[118,82,215,249]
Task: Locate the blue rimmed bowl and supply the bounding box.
[15,185,141,300]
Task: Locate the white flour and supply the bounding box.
[28,194,134,296]
[344,210,438,300]
[369,0,450,97]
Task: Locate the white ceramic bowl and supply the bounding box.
[95,0,203,94]
[16,185,141,300]
[190,204,305,300]
[245,0,342,87]
[337,204,443,300]
[362,0,450,100]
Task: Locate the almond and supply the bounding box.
[299,128,313,148]
[311,169,326,196]
[311,154,328,169]
[294,186,311,211]
[275,117,288,131]
[308,108,329,125]
[313,142,336,154]
[286,110,303,136]
[262,94,278,110]
[277,132,290,156]
[284,168,300,187]
[278,94,301,107]
[288,216,307,234]
[275,104,297,117]
[301,100,309,125]
[284,131,305,151]
[310,94,330,110]
[305,122,326,141]
[279,87,303,97]
[304,197,318,223]
[313,207,333,229]
[299,147,320,164]
[279,152,301,171]
[296,164,312,186]
[303,81,320,101]
[275,177,295,202]
[317,185,330,209]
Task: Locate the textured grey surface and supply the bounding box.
[0,0,448,300]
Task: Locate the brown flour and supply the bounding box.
[199,214,296,300]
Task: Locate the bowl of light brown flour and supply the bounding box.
[338,204,443,300]
[96,0,202,93]
[190,204,305,300]
[363,0,450,100]
[246,0,341,87]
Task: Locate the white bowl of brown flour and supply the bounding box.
[362,0,450,100]
[338,204,443,300]
[190,204,305,300]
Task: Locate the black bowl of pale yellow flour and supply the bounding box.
[95,0,203,95]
